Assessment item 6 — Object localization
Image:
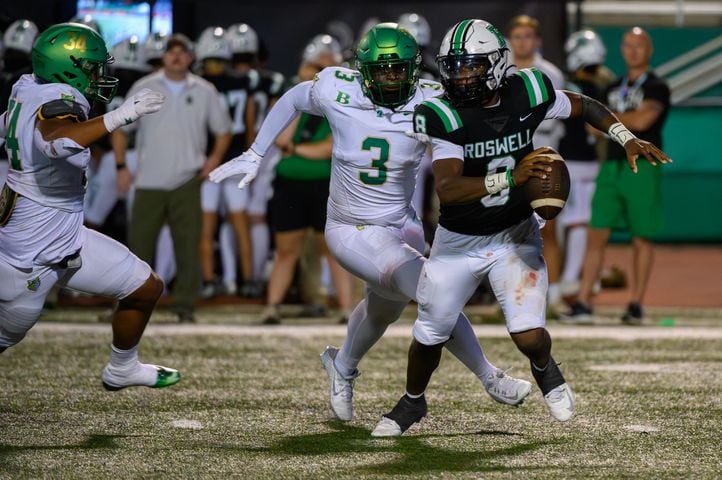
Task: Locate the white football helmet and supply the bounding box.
[302,34,342,65]
[437,19,510,105]
[397,13,431,48]
[196,26,232,61]
[143,32,169,65]
[565,29,607,72]
[226,23,259,55]
[3,19,38,54]
[112,35,149,72]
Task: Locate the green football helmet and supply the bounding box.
[32,23,118,103]
[356,22,421,108]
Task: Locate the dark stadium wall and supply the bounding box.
[172,0,568,77]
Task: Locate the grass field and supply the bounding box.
[1,314,721,479]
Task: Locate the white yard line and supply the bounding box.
[33,322,722,340]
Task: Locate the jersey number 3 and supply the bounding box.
[359,137,389,185]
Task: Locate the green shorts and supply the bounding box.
[590,158,663,238]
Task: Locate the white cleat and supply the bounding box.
[320,346,358,421]
[544,382,575,421]
[483,368,533,406]
[371,417,402,437]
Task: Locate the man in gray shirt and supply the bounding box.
[114,34,232,322]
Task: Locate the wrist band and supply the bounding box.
[506,169,516,188]
[608,122,637,146]
[116,162,127,171]
[485,172,509,195]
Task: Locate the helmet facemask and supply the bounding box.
[438,51,504,106]
[358,56,419,108]
[71,53,119,103]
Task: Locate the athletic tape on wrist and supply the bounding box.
[485,172,509,195]
[608,122,636,146]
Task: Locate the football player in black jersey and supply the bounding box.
[372,19,670,437]
[196,27,257,298]
[226,24,285,297]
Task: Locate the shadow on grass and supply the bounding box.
[0,434,129,455]
[251,421,549,476]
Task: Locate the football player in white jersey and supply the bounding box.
[209,23,532,422]
[0,23,180,391]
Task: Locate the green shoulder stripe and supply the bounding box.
[422,97,463,133]
[517,68,549,107]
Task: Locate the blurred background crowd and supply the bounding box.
[1,0,721,323]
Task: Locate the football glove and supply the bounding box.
[103,88,165,132]
[209,149,262,189]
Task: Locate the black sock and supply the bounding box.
[531,357,566,395]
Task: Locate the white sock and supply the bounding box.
[445,313,496,382]
[335,291,408,378]
[109,344,140,370]
[251,222,270,282]
[219,222,237,285]
[561,226,588,285]
[406,391,424,399]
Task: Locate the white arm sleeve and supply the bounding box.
[430,137,464,162]
[249,81,322,156]
[544,91,573,120]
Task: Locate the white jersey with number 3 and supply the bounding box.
[309,67,443,228]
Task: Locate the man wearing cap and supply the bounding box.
[113,33,232,322]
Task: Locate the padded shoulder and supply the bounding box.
[415,96,463,138]
[37,98,87,122]
[508,68,557,111]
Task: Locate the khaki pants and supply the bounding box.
[130,177,201,314]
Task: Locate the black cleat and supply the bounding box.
[371,394,427,437]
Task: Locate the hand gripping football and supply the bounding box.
[523,147,570,220]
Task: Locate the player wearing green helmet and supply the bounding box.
[210,22,532,425]
[0,23,178,392]
[356,22,421,108]
[31,22,119,103]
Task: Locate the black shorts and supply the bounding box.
[269,176,329,233]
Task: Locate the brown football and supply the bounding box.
[523,147,570,220]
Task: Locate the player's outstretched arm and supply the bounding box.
[37,89,164,150]
[208,81,321,188]
[564,91,671,173]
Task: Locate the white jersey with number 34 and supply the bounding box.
[309,67,443,228]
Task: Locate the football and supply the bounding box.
[523,147,571,220]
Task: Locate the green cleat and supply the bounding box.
[152,366,181,389]
[102,365,181,391]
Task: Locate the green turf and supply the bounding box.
[0,329,720,479]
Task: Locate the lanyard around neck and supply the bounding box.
[617,72,648,111]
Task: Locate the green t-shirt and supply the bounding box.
[275,113,332,181]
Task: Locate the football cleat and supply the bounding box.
[544,382,575,422]
[320,346,358,421]
[483,368,533,406]
[371,394,427,437]
[102,364,181,391]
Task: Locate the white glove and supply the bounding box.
[209,149,263,189]
[103,88,165,132]
[405,130,431,144]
